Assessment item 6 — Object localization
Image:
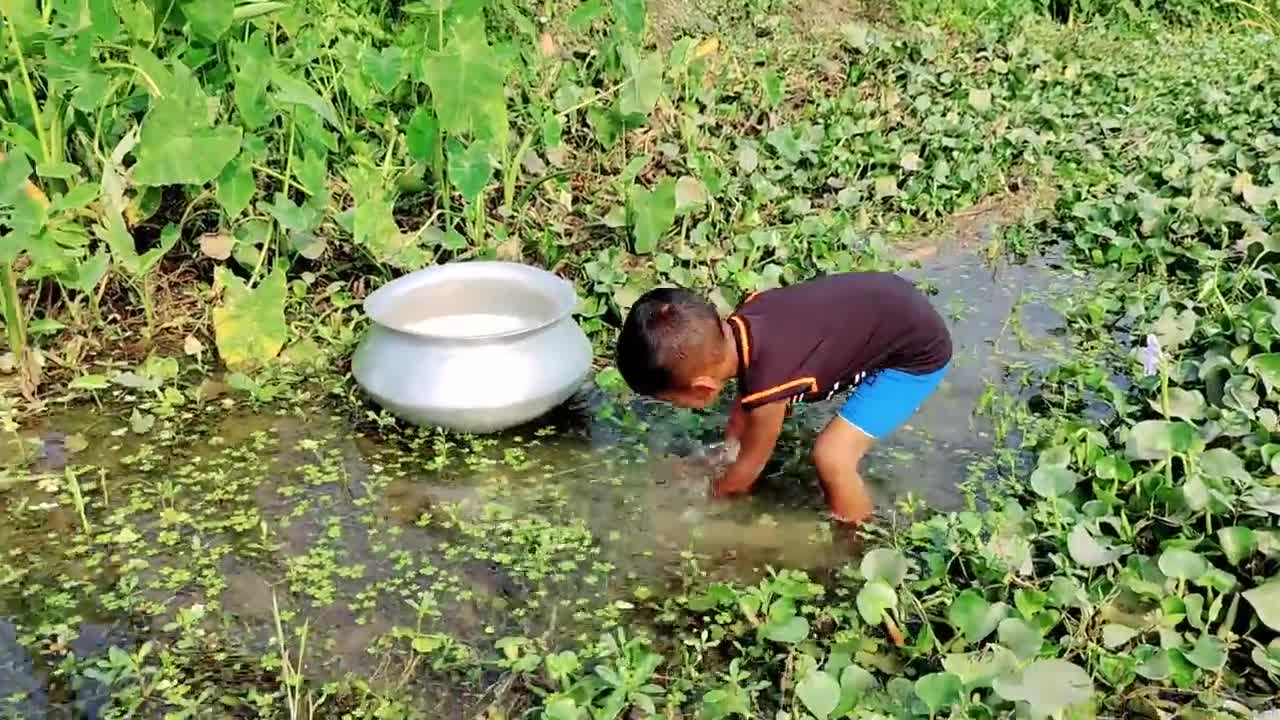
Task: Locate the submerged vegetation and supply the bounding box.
[4,0,1280,717]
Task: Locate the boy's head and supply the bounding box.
[616,288,730,409]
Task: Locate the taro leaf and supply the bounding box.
[968,87,992,112]
[1246,354,1280,397]
[948,590,1007,644]
[213,266,287,370]
[674,176,707,212]
[1101,624,1139,649]
[362,45,405,94]
[132,126,242,186]
[795,671,840,720]
[619,46,663,118]
[914,672,962,714]
[232,34,273,129]
[1162,387,1206,421]
[1068,525,1131,568]
[1244,578,1280,632]
[423,18,508,144]
[762,615,809,644]
[612,0,645,36]
[856,580,897,625]
[1218,526,1257,566]
[216,154,254,218]
[447,140,494,203]
[996,618,1043,660]
[271,68,340,128]
[1030,466,1079,498]
[406,107,439,164]
[992,659,1093,719]
[1199,448,1250,484]
[861,548,909,588]
[1126,420,1197,460]
[1158,548,1208,581]
[1184,634,1227,671]
[629,179,676,255]
[182,0,233,41]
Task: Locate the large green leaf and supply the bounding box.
[1247,353,1280,397]
[1068,524,1130,568]
[447,140,494,203]
[914,672,962,714]
[629,179,676,254]
[182,0,233,41]
[993,659,1093,718]
[422,18,508,144]
[1218,526,1257,566]
[213,267,287,370]
[948,590,1007,645]
[1126,420,1198,460]
[795,671,840,720]
[132,126,242,187]
[856,580,896,625]
[1030,466,1079,498]
[272,68,340,128]
[861,548,908,587]
[618,46,663,117]
[1244,578,1280,632]
[612,0,645,36]
[1158,548,1208,581]
[216,154,255,218]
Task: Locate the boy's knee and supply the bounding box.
[812,435,849,473]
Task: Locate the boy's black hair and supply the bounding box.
[616,287,722,396]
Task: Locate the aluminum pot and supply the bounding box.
[352,261,593,433]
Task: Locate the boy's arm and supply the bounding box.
[712,400,787,497]
[726,397,747,445]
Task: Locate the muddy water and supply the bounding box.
[0,249,1083,715]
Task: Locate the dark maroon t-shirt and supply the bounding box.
[728,272,952,410]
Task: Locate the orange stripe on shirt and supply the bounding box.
[741,377,818,405]
[728,316,750,368]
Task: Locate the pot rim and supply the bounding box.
[362,261,579,341]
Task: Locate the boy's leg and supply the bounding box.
[816,364,950,523]
[813,419,876,523]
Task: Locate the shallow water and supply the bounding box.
[0,248,1084,716]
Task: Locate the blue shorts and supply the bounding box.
[837,364,949,440]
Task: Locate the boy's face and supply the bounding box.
[659,376,723,409]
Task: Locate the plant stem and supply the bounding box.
[4,15,51,162]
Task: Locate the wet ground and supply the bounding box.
[0,245,1085,717]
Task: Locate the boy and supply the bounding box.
[616,272,952,524]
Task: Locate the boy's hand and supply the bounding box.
[710,401,786,499]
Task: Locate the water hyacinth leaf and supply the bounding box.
[1184,634,1227,671]
[856,580,897,625]
[1254,639,1280,677]
[941,646,1019,688]
[861,548,909,587]
[182,0,234,41]
[993,659,1092,718]
[1161,387,1206,421]
[1158,548,1208,581]
[448,140,494,203]
[762,615,809,644]
[1068,524,1131,568]
[618,46,663,117]
[612,0,645,36]
[629,179,676,254]
[132,126,242,186]
[1199,448,1250,484]
[1154,306,1197,349]
[213,266,287,370]
[914,672,962,714]
[795,670,840,720]
[1030,466,1078,498]
[996,618,1043,660]
[948,590,1007,644]
[1101,624,1139,649]
[1244,578,1280,632]
[1247,354,1280,397]
[1126,420,1197,460]
[1219,526,1257,566]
